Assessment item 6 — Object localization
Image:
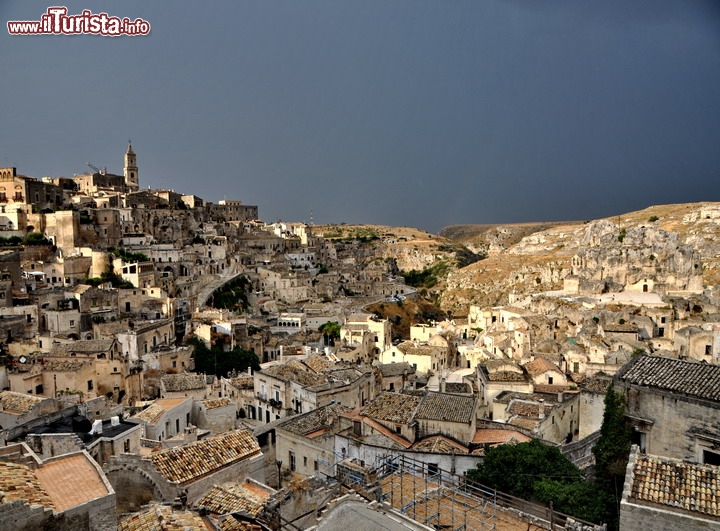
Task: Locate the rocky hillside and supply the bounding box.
[313,224,480,273]
[439,202,720,315]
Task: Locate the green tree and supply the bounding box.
[188,337,260,378]
[319,321,341,346]
[467,439,608,524]
[466,439,583,500]
[592,384,632,530]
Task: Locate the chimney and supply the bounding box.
[538,399,545,420]
[557,391,564,403]
[440,376,446,393]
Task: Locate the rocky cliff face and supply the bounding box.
[438,203,720,315]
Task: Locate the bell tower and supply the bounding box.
[124,140,139,191]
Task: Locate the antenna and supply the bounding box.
[310,210,314,226]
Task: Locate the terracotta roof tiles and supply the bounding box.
[361,392,421,424]
[149,430,260,484]
[629,452,720,517]
[162,373,207,391]
[278,404,350,437]
[202,397,232,410]
[617,355,720,402]
[0,390,46,414]
[415,392,476,424]
[34,453,110,512]
[118,504,211,530]
[196,481,272,517]
[0,461,55,509]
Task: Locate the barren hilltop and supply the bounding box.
[321,202,720,316]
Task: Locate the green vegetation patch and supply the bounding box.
[208,276,250,312]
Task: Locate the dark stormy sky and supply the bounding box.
[2,1,720,233]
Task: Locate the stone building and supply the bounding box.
[615,354,720,463]
[620,446,720,531]
[130,397,193,442]
[275,403,350,479]
[104,429,263,512]
[0,443,117,531]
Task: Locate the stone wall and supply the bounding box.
[617,383,720,462]
[105,451,265,511]
[620,499,720,531]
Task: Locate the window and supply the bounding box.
[706,345,712,356]
[658,327,664,337]
[314,460,319,472]
[427,463,439,477]
[303,456,307,467]
[395,425,401,434]
[87,380,93,391]
[124,439,130,452]
[661,317,666,324]
[703,449,720,466]
[289,451,296,471]
[172,361,177,368]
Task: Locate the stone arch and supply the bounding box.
[104,464,165,512]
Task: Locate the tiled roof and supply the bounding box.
[487,371,528,382]
[228,376,254,389]
[507,400,555,418]
[50,339,115,355]
[376,362,415,378]
[279,403,350,436]
[196,481,272,517]
[34,453,110,511]
[472,428,532,445]
[132,398,189,425]
[361,392,422,424]
[396,341,439,357]
[444,382,470,394]
[218,515,265,531]
[260,364,324,388]
[202,397,232,410]
[523,357,562,377]
[533,384,572,394]
[0,390,46,414]
[285,359,308,372]
[509,418,541,431]
[604,324,638,333]
[581,374,613,394]
[118,504,211,530]
[411,435,469,454]
[415,392,476,424]
[481,360,528,382]
[616,354,720,402]
[44,359,90,372]
[303,354,334,373]
[162,373,207,391]
[361,417,412,449]
[149,430,260,484]
[0,461,55,509]
[628,452,720,517]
